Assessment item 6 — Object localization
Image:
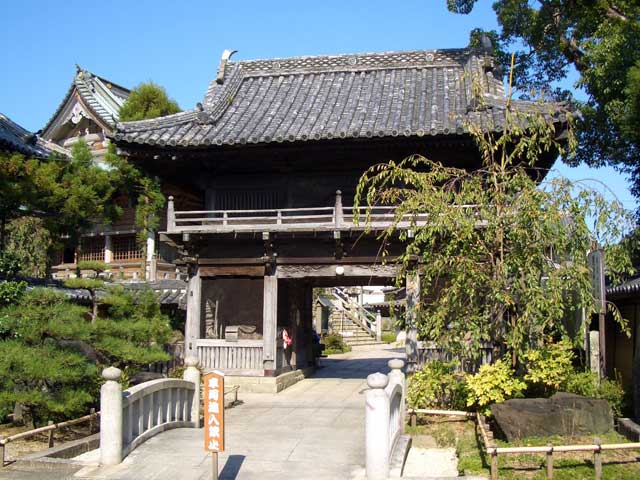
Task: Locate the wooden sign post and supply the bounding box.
[204,371,225,480]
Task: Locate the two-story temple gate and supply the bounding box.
[113,47,566,389]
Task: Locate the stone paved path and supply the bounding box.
[29,345,405,480]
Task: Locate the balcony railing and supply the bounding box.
[165,191,433,234]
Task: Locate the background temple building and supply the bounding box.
[0,112,50,158]
[113,46,568,390]
[41,66,181,281]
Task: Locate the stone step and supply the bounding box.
[343,339,377,344]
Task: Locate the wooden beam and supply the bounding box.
[276,264,398,279]
[199,265,265,277]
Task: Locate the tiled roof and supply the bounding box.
[607,277,640,298]
[16,278,187,306]
[115,48,569,148]
[42,66,129,138]
[0,113,50,157]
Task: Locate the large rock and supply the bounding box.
[129,371,165,385]
[492,393,613,441]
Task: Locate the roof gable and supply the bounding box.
[42,66,129,142]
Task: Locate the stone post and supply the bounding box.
[100,367,123,466]
[376,310,382,342]
[365,372,390,480]
[183,357,201,427]
[334,190,344,228]
[388,358,406,433]
[405,270,420,374]
[167,196,176,232]
[104,235,112,264]
[589,331,600,376]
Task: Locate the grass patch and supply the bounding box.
[409,415,640,479]
[324,346,351,355]
[381,331,396,343]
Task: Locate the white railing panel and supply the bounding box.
[99,360,200,465]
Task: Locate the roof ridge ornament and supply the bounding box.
[216,49,238,85]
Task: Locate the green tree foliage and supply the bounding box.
[103,144,165,263]
[0,141,123,252]
[448,1,640,205]
[0,289,96,425]
[0,251,26,307]
[94,286,171,368]
[355,100,634,365]
[119,82,180,122]
[1,139,165,277]
[0,287,171,424]
[5,216,52,277]
[65,261,107,323]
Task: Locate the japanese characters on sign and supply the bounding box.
[203,371,224,452]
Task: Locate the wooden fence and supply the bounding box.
[0,409,99,467]
[416,341,495,373]
[410,408,640,480]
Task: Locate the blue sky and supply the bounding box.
[1,0,636,213]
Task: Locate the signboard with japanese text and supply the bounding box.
[588,248,606,314]
[204,371,225,453]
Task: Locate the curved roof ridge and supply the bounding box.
[115,110,198,133]
[232,48,473,77]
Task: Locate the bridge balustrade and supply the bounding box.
[99,358,200,465]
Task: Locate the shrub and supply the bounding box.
[0,280,26,308]
[408,360,468,410]
[322,333,350,354]
[565,370,626,417]
[466,359,526,415]
[523,340,575,396]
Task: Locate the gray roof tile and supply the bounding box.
[115,48,569,148]
[0,113,50,157]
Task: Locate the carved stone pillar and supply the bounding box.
[185,267,202,358]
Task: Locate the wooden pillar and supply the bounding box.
[405,270,420,374]
[185,267,202,358]
[263,274,278,373]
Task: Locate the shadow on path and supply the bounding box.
[312,347,405,379]
[219,455,245,480]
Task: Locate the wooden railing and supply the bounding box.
[195,339,264,375]
[165,191,438,234]
[0,409,99,467]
